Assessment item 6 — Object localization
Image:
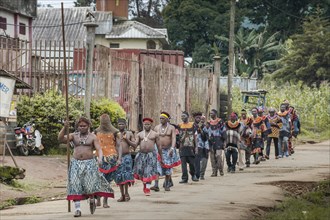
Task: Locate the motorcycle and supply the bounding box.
[14,120,44,156]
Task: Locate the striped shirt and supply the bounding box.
[225,129,241,148]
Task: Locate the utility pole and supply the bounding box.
[84,21,98,119]
[212,55,221,113]
[228,0,236,118]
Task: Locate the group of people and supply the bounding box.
[58,100,300,217]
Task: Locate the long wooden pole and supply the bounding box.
[61,2,71,213]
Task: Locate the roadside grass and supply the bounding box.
[0,196,42,210]
[261,180,330,220]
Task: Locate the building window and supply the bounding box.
[147,40,156,49]
[19,23,26,35]
[0,17,7,30]
[110,43,120,48]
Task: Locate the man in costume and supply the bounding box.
[257,107,271,161]
[178,111,198,183]
[94,114,122,208]
[208,109,226,176]
[266,108,282,159]
[153,111,181,191]
[58,117,114,217]
[239,109,253,169]
[278,103,291,158]
[115,118,135,202]
[225,112,242,173]
[124,118,162,196]
[283,100,300,155]
[195,114,209,180]
[251,108,267,164]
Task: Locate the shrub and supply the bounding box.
[90,98,126,130]
[17,91,126,152]
[17,90,84,150]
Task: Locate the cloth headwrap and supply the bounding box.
[117,118,127,123]
[160,111,170,119]
[182,111,189,117]
[143,118,153,123]
[201,115,206,119]
[211,109,217,115]
[160,113,169,118]
[257,106,264,113]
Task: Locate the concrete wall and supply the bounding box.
[95,36,163,49]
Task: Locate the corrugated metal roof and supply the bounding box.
[33,7,112,43]
[106,20,168,43]
[0,69,33,89]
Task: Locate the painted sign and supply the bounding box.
[0,76,16,117]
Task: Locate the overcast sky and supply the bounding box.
[38,0,75,8]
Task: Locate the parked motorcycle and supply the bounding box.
[14,120,44,156]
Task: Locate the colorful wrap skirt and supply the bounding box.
[99,155,119,182]
[115,154,135,186]
[154,145,163,176]
[157,147,181,176]
[133,151,158,182]
[67,158,114,201]
[252,138,263,154]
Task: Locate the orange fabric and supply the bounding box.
[209,118,221,126]
[179,122,194,129]
[96,133,117,157]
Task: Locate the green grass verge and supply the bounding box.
[262,180,330,220]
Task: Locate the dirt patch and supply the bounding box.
[0,155,68,207]
[152,200,180,204]
[259,180,318,197]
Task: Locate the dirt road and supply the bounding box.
[0,140,329,220]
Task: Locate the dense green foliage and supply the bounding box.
[73,0,95,7]
[273,15,330,86]
[17,90,84,150]
[261,180,330,220]
[232,82,330,139]
[16,91,125,151]
[90,98,126,129]
[215,27,283,78]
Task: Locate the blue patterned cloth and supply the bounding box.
[133,151,158,182]
[67,158,114,201]
[159,147,181,176]
[115,154,135,185]
[99,155,118,182]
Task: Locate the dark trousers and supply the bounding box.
[180,156,195,181]
[194,148,209,179]
[245,145,251,165]
[225,147,238,171]
[266,137,279,157]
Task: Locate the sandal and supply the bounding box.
[117,196,125,202]
[103,203,110,208]
[125,194,130,201]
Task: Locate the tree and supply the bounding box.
[129,0,168,28]
[243,0,330,40]
[273,15,330,86]
[74,0,95,7]
[215,27,283,78]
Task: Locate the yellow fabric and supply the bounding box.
[160,113,169,118]
[179,122,194,129]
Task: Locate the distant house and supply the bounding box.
[0,0,36,42]
[0,0,37,73]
